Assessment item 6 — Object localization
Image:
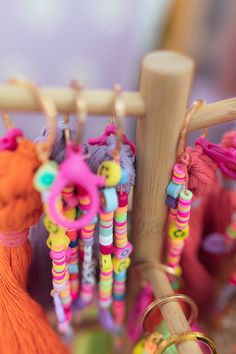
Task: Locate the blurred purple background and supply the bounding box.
[0,1,235,143]
[0,0,173,141]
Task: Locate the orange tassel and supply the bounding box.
[0,140,70,354]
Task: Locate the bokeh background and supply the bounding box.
[0,0,234,142]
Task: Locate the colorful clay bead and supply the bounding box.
[100,254,113,271]
[99,235,113,246]
[99,244,113,255]
[100,187,118,213]
[167,239,185,269]
[113,242,133,259]
[165,195,178,209]
[172,163,186,185]
[97,160,122,187]
[46,233,70,250]
[168,223,189,241]
[43,215,65,236]
[176,189,193,230]
[113,257,131,273]
[166,180,182,199]
[34,161,58,192]
[169,208,177,221]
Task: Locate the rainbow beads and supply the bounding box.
[172,163,186,184]
[79,193,96,306]
[165,160,192,288]
[113,192,133,328]
[165,163,186,206]
[176,190,193,230]
[99,210,114,309]
[47,226,72,334]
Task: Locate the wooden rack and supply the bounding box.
[1,51,235,353]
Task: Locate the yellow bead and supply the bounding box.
[132,339,145,354]
[97,160,121,187]
[52,262,66,272]
[168,223,189,241]
[43,215,65,236]
[100,254,113,271]
[46,233,70,250]
[113,257,131,273]
[63,208,76,220]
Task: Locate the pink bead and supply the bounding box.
[100,244,113,255]
[117,191,128,207]
[113,241,133,259]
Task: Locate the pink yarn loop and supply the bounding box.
[0,228,29,247]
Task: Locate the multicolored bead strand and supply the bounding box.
[45,219,72,336]
[62,186,80,301]
[79,193,97,306]
[99,210,114,311]
[176,189,193,230]
[166,189,192,288]
[166,163,186,205]
[113,192,132,328]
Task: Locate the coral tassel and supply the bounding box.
[0,140,69,354]
[0,236,69,354]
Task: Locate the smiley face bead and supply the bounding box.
[43,215,65,236]
[113,257,131,273]
[168,223,189,241]
[113,241,133,259]
[100,254,113,271]
[97,160,121,187]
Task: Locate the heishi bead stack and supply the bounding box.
[166,190,192,275]
[176,189,193,230]
[165,163,192,288]
[79,193,97,306]
[47,227,72,334]
[62,187,80,301]
[99,210,114,310]
[113,191,132,327]
[165,163,186,209]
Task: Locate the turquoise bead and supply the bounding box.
[68,264,79,274]
[114,271,126,281]
[166,181,182,198]
[102,188,118,213]
[99,226,113,237]
[119,168,129,185]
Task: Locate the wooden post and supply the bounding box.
[130,51,201,353]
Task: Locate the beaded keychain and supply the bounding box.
[165,100,204,287]
[88,86,135,341]
[34,83,104,338]
[0,79,70,354]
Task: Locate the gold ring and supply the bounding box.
[141,294,198,334]
[132,261,183,284]
[155,331,217,353]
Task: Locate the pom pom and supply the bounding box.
[0,139,43,231]
[182,145,217,197]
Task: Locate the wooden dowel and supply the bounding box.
[130,51,201,354]
[144,268,202,354]
[0,84,235,131]
[190,97,236,131]
[0,86,145,116]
